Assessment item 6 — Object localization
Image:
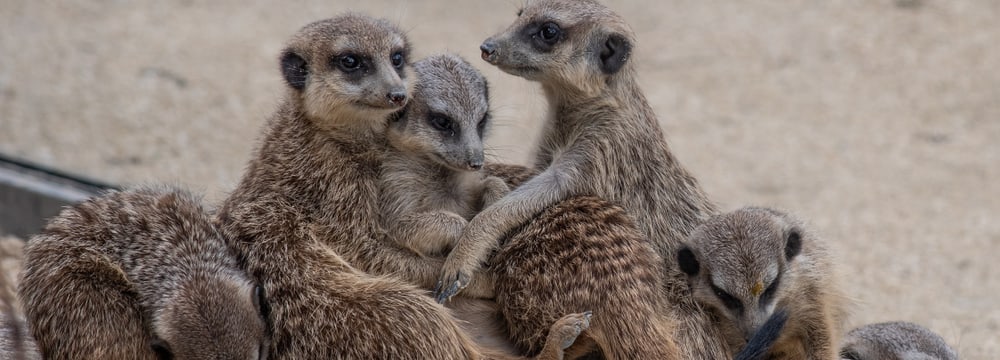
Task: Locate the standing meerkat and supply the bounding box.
[839,322,958,360]
[678,207,847,359]
[380,53,510,260]
[434,0,729,358]
[214,14,589,359]
[17,187,269,360]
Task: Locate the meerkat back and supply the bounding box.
[678,206,847,360]
[840,321,958,360]
[18,187,269,360]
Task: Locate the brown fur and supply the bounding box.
[214,15,587,359]
[437,0,728,358]
[381,54,510,262]
[840,322,958,360]
[17,187,268,360]
[680,207,847,359]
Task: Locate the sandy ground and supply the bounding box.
[1,0,997,357]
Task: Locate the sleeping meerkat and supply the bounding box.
[678,206,847,360]
[380,53,510,260]
[18,187,269,360]
[214,14,589,359]
[840,322,958,360]
[435,0,728,358]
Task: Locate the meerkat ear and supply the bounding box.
[280,50,308,91]
[677,247,700,276]
[150,337,174,360]
[598,33,632,74]
[785,230,802,260]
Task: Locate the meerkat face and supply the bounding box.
[150,275,270,360]
[388,54,491,172]
[678,207,804,342]
[280,14,413,129]
[480,0,634,94]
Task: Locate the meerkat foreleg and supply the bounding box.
[434,159,580,303]
[388,211,468,257]
[479,176,511,209]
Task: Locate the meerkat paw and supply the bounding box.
[548,311,593,350]
[433,265,473,303]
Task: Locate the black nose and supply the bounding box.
[480,41,497,62]
[468,160,483,170]
[387,91,406,106]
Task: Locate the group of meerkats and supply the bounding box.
[0,1,960,359]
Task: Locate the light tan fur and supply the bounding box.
[840,322,958,360]
[680,207,847,360]
[381,54,509,262]
[436,0,727,358]
[214,15,588,359]
[18,187,269,360]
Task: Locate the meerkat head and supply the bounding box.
[839,322,958,360]
[677,207,806,343]
[150,272,270,360]
[480,0,635,95]
[280,14,413,131]
[387,54,491,172]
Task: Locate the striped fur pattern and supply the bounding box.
[18,187,268,360]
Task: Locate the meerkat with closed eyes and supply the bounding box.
[18,187,270,360]
[380,53,510,260]
[840,321,958,360]
[678,206,847,360]
[214,15,590,359]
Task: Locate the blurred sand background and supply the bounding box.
[0,0,997,357]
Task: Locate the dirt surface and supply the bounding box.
[1,1,997,357]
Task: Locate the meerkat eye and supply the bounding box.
[760,277,781,305]
[538,22,561,43]
[338,55,361,72]
[477,114,488,132]
[391,52,405,68]
[428,114,454,132]
[711,284,744,312]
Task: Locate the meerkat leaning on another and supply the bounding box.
[678,206,847,360]
[215,14,590,359]
[839,322,958,360]
[18,187,270,360]
[380,53,510,260]
[436,0,728,358]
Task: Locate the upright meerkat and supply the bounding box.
[214,15,589,359]
[678,206,847,359]
[435,0,728,358]
[380,53,510,260]
[839,322,958,360]
[17,187,269,360]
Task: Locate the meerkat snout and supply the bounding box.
[480,41,498,62]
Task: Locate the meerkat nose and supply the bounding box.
[387,91,407,106]
[480,41,498,62]
[468,160,483,170]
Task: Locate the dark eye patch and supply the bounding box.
[711,283,743,313]
[760,276,781,305]
[522,21,562,52]
[427,112,457,135]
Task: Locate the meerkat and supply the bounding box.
[434,0,729,358]
[380,53,511,260]
[214,14,590,359]
[17,187,269,360]
[839,322,958,360]
[1,236,39,360]
[677,206,847,359]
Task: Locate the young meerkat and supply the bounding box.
[839,322,958,360]
[436,0,729,358]
[17,187,270,360]
[214,15,589,359]
[678,206,847,360]
[380,53,510,260]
